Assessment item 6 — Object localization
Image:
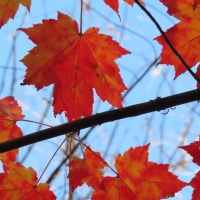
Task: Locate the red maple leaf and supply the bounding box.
[67,146,107,190]
[0,160,56,199]
[0,96,24,162]
[190,170,200,200]
[103,0,145,16]
[0,0,31,28]
[19,12,130,121]
[179,141,200,166]
[91,144,187,200]
[154,0,200,81]
[180,141,200,199]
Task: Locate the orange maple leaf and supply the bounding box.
[92,144,187,200]
[0,160,56,199]
[19,12,130,121]
[180,141,200,166]
[0,96,24,162]
[0,0,31,28]
[103,0,145,16]
[67,146,107,190]
[154,0,200,80]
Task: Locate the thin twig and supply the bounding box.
[80,0,83,34]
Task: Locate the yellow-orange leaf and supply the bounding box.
[0,0,31,28]
[0,96,24,162]
[0,160,56,199]
[19,12,130,121]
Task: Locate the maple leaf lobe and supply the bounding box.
[18,12,79,90]
[0,160,56,200]
[67,146,107,190]
[190,171,200,200]
[180,141,200,166]
[0,0,31,28]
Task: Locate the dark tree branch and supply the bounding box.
[0,89,200,153]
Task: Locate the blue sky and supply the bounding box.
[0,0,199,199]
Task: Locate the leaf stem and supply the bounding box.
[22,138,67,199]
[35,138,67,185]
[17,119,52,128]
[135,0,200,84]
[80,0,83,34]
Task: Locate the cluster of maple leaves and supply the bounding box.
[0,0,200,199]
